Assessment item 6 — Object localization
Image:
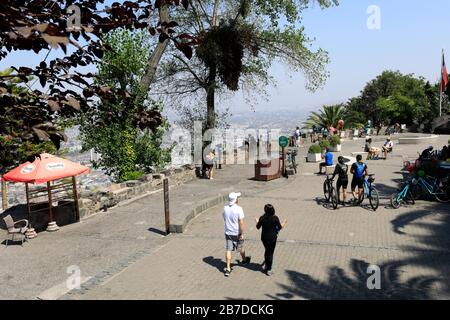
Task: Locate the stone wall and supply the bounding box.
[77,165,196,219]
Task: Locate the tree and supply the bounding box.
[346,70,440,128]
[0,0,193,167]
[79,29,171,182]
[152,0,338,133]
[303,104,349,129]
[0,70,59,174]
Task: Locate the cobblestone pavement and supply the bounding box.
[63,135,450,300]
[0,163,291,300]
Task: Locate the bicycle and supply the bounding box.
[412,175,450,203]
[391,176,416,209]
[357,174,380,211]
[323,174,339,210]
[287,150,298,174]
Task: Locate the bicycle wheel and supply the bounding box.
[323,180,330,202]
[406,190,415,205]
[369,187,380,211]
[435,188,450,203]
[390,193,402,209]
[330,187,339,210]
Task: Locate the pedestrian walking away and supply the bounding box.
[223,192,251,277]
[255,204,288,276]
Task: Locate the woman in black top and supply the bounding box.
[255,204,287,276]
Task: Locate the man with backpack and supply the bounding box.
[331,156,349,205]
[350,155,368,204]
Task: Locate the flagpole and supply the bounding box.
[440,49,444,118]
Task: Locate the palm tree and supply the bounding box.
[303,104,349,129]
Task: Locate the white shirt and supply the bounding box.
[384,141,394,148]
[223,204,244,236]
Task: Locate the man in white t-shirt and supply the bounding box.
[223,192,251,277]
[382,137,394,160]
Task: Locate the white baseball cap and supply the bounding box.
[228,192,242,205]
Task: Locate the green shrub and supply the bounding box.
[319,140,331,149]
[330,136,341,146]
[308,144,322,154]
[121,171,145,181]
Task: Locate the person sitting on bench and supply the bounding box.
[318,148,333,175]
[381,137,394,160]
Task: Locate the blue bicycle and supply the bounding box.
[391,177,416,209]
[357,174,380,211]
[412,175,450,203]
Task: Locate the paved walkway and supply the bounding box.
[1,134,449,300]
[61,135,450,300]
[0,163,292,300]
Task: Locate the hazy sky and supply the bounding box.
[1,1,449,118]
[228,0,450,115]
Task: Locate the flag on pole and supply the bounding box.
[442,53,449,91]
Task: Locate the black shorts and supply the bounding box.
[337,179,348,190]
[352,177,364,190]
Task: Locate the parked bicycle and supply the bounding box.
[412,175,450,203]
[323,174,339,210]
[391,176,416,209]
[287,149,298,174]
[357,174,380,211]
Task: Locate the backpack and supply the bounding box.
[355,163,366,178]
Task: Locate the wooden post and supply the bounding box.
[1,180,6,210]
[163,178,170,235]
[72,176,80,221]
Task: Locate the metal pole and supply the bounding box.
[25,183,31,222]
[440,49,444,118]
[47,181,54,222]
[1,180,6,210]
[163,178,170,235]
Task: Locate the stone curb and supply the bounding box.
[169,194,229,233]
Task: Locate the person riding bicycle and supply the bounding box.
[350,154,368,204]
[331,156,349,204]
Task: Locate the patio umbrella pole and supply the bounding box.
[46,181,60,232]
[1,180,6,211]
[25,183,37,239]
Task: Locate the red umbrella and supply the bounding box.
[2,153,89,184]
[2,154,89,234]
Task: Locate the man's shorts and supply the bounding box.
[351,177,364,190]
[337,178,348,190]
[225,234,244,252]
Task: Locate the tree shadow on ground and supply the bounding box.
[267,259,438,300]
